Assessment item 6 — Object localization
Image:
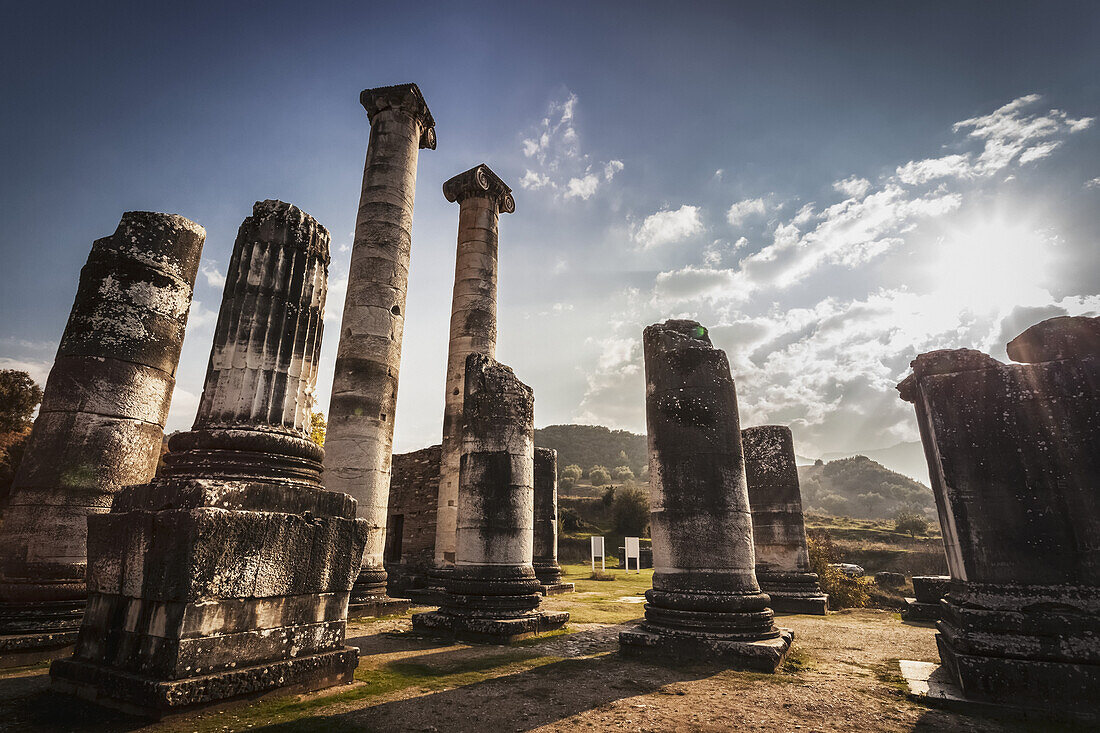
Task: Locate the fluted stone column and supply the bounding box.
[413,354,568,643]
[742,425,827,615]
[533,448,573,595]
[434,164,514,572]
[896,315,1100,716]
[326,84,435,605]
[0,212,204,664]
[619,320,792,670]
[51,201,368,716]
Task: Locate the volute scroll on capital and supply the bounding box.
[359,83,437,150]
[443,163,516,214]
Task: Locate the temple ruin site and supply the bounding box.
[0,78,1096,732]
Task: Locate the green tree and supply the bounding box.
[613,485,650,536]
[561,464,583,482]
[894,510,929,537]
[309,412,327,446]
[612,465,634,481]
[807,529,872,609]
[601,485,616,507]
[0,370,43,433]
[559,475,576,492]
[589,465,610,487]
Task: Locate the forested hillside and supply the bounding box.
[798,455,935,519]
[535,424,647,476]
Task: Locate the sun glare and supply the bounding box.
[934,212,1054,313]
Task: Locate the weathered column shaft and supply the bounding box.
[325,84,435,595]
[620,320,791,670]
[0,212,204,607]
[741,425,826,614]
[52,201,368,715]
[533,447,562,585]
[435,164,514,567]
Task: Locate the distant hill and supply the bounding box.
[819,441,928,484]
[798,455,935,520]
[535,424,647,476]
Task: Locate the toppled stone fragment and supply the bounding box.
[619,320,792,670]
[413,355,567,643]
[1006,315,1100,363]
[325,84,435,607]
[0,212,204,663]
[742,425,827,615]
[51,201,367,717]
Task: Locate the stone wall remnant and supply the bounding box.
[533,447,573,595]
[51,201,368,716]
[619,320,792,670]
[897,314,1100,716]
[325,84,435,609]
[433,164,514,572]
[0,212,204,664]
[741,425,827,614]
[413,354,568,643]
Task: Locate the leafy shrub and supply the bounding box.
[601,486,615,507]
[612,465,635,481]
[894,510,929,537]
[613,485,650,536]
[559,507,583,532]
[561,464,584,481]
[589,466,611,487]
[807,529,872,608]
[589,570,616,581]
[559,476,576,492]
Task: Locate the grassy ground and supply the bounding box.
[0,569,1070,732]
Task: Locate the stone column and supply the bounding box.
[896,315,1100,716]
[741,425,827,614]
[0,212,204,664]
[51,201,368,716]
[325,83,435,605]
[412,354,568,643]
[434,164,514,571]
[619,320,792,671]
[533,447,573,594]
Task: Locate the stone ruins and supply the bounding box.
[0,212,205,666]
[412,354,568,642]
[50,200,366,715]
[902,574,949,622]
[898,314,1100,717]
[741,425,828,615]
[619,320,792,671]
[434,164,513,575]
[533,447,573,595]
[324,83,435,615]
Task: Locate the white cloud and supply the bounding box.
[604,160,624,181]
[1018,141,1061,164]
[324,274,347,322]
[833,176,871,199]
[0,357,51,386]
[714,169,724,180]
[895,154,972,185]
[1087,177,1100,189]
[520,169,552,190]
[726,197,766,226]
[564,174,600,200]
[201,262,226,288]
[633,205,704,249]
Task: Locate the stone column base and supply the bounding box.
[540,583,575,596]
[764,593,828,615]
[0,599,84,667]
[347,595,413,618]
[618,624,793,672]
[411,610,569,644]
[901,598,941,622]
[50,646,358,718]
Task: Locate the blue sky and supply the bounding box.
[1,2,1098,459]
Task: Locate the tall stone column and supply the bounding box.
[325,83,435,606]
[52,200,368,717]
[896,315,1100,717]
[741,425,827,614]
[412,354,568,643]
[0,212,204,665]
[619,320,792,670]
[533,447,573,595]
[434,164,514,570]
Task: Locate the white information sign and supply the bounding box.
[625,536,641,573]
[590,535,605,571]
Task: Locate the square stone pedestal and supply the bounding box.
[901,598,941,622]
[619,625,794,672]
[51,646,358,718]
[412,610,569,644]
[540,583,575,596]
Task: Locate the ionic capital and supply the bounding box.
[443,164,516,214]
[360,83,436,150]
